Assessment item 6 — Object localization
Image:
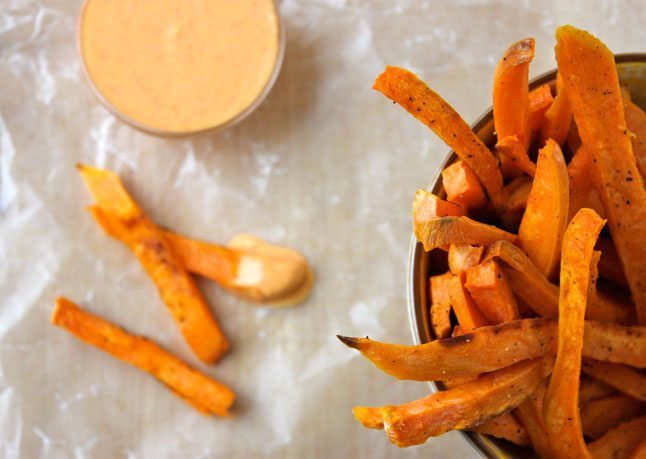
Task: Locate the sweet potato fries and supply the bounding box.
[342,25,646,457]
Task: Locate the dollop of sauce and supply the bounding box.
[79,0,280,133]
[226,234,313,306]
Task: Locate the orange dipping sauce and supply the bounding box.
[79,0,282,135]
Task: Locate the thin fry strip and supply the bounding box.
[338,319,645,381]
[51,297,235,416]
[429,272,453,339]
[79,165,229,363]
[353,358,552,447]
[528,84,554,138]
[414,216,517,253]
[581,359,646,401]
[448,272,489,331]
[496,135,536,176]
[556,25,646,324]
[518,139,569,280]
[374,66,507,210]
[470,412,530,446]
[540,73,573,146]
[514,382,555,459]
[543,208,605,459]
[588,416,646,459]
[622,94,646,179]
[581,393,646,439]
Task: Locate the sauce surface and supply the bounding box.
[80,0,280,133]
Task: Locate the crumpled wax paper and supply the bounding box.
[0,0,642,457]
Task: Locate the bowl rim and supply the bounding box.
[76,0,286,138]
[406,52,646,459]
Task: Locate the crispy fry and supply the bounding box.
[338,319,644,382]
[541,73,573,146]
[556,25,646,324]
[414,216,517,253]
[448,244,484,274]
[470,412,530,446]
[448,272,489,332]
[353,358,552,447]
[579,377,614,405]
[581,359,646,401]
[51,297,235,416]
[465,260,520,323]
[429,272,453,339]
[413,189,466,221]
[493,38,536,179]
[79,165,229,363]
[442,160,488,210]
[581,393,646,439]
[543,208,605,459]
[588,416,646,459]
[622,96,646,179]
[528,84,554,139]
[518,139,569,280]
[374,67,507,210]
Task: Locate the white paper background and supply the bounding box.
[1,0,644,457]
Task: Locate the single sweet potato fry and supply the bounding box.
[79,166,229,364]
[518,139,569,280]
[448,244,485,274]
[413,189,466,223]
[374,67,507,210]
[587,416,646,459]
[543,208,605,459]
[51,297,235,416]
[465,260,520,323]
[581,359,646,401]
[496,135,537,176]
[429,272,453,339]
[515,382,555,459]
[448,272,489,332]
[528,84,554,140]
[442,160,488,209]
[338,319,644,382]
[622,96,646,179]
[414,216,517,253]
[353,358,552,447]
[556,25,646,324]
[579,377,614,405]
[470,412,530,446]
[581,393,645,439]
[541,73,573,146]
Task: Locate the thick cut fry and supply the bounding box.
[448,273,489,332]
[413,189,466,222]
[543,208,605,459]
[556,25,646,324]
[78,165,229,363]
[484,240,634,324]
[414,216,517,253]
[465,260,519,323]
[568,147,606,222]
[51,298,235,416]
[541,73,573,146]
[374,67,507,210]
[338,319,644,382]
[470,413,530,446]
[528,84,554,138]
[588,416,646,459]
[579,377,614,405]
[581,393,646,439]
[429,272,453,339]
[581,359,646,401]
[353,358,552,447]
[448,244,484,274]
[494,38,535,179]
[623,97,646,179]
[496,135,537,176]
[597,237,628,287]
[441,160,488,210]
[518,139,569,280]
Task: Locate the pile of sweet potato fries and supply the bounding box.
[340,25,646,458]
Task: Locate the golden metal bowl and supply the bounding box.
[406,54,646,459]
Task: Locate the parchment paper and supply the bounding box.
[1,0,644,457]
